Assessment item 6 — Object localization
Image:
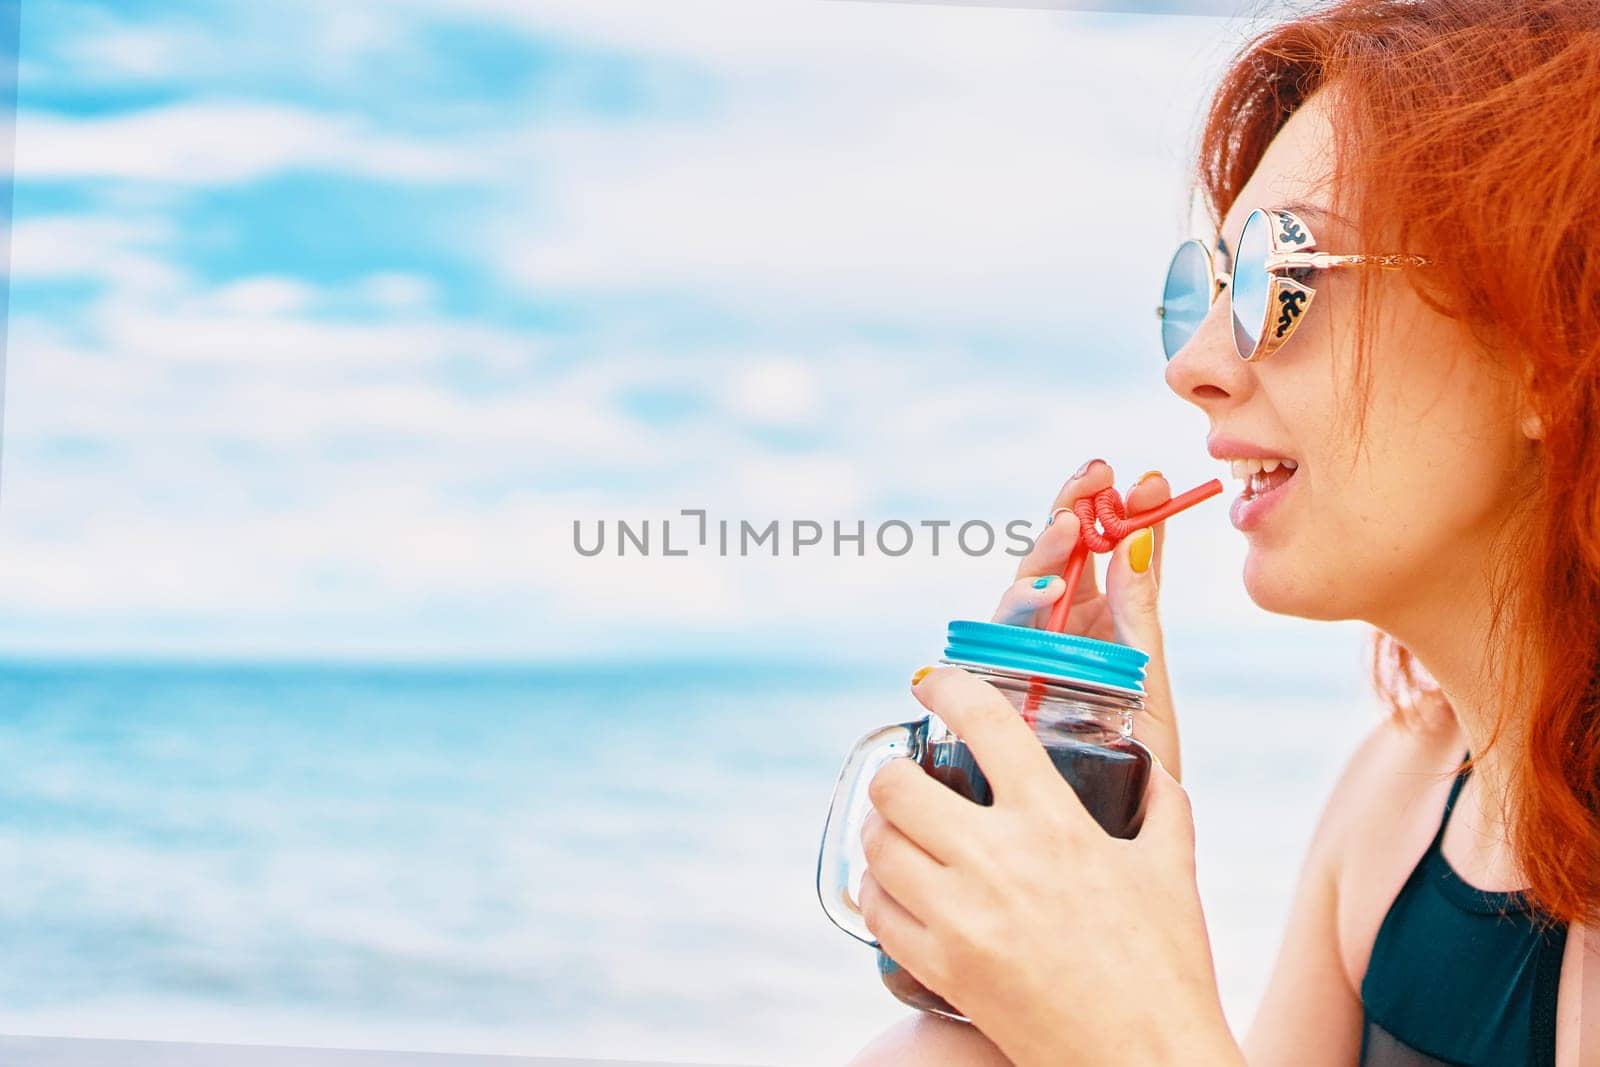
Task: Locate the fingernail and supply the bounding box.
[1129,528,1154,574]
[911,665,935,686]
[1032,576,1056,590]
[1136,469,1162,486]
[1072,457,1105,480]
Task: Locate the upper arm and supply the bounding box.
[1555,922,1596,1067]
[1241,722,1408,1067]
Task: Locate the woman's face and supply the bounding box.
[1164,89,1538,631]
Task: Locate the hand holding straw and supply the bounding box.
[1009,477,1222,726]
[1043,478,1224,634]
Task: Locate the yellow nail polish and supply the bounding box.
[1129,528,1155,574]
[911,665,935,686]
[1136,469,1162,486]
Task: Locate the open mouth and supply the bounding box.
[1227,456,1299,501]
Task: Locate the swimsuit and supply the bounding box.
[1359,755,1567,1065]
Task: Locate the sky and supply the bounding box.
[0,0,1368,668]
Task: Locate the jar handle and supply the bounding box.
[816,718,925,947]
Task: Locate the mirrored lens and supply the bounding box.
[1231,209,1272,359]
[1160,240,1212,361]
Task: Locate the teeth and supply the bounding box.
[1223,456,1298,481]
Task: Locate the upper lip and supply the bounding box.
[1207,435,1297,461]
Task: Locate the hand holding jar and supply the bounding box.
[857,664,1240,1066]
[841,460,1241,1065]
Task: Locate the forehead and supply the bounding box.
[1219,89,1340,249]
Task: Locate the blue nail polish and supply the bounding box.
[1032,577,1053,589]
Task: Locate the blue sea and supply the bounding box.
[0,656,1373,1065]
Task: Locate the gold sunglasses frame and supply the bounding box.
[1157,207,1433,362]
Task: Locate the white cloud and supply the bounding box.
[723,357,820,427]
[10,216,183,293]
[479,3,1242,330]
[0,283,1266,660]
[211,276,319,316]
[15,102,489,185]
[59,24,198,82]
[359,272,437,312]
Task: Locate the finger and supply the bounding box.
[1106,526,1162,652]
[860,803,949,922]
[910,667,1062,808]
[858,869,935,966]
[1105,471,1182,777]
[990,573,1067,626]
[1048,458,1114,514]
[1011,461,1117,628]
[868,756,981,864]
[1011,459,1114,583]
[1136,756,1196,854]
[1122,470,1171,584]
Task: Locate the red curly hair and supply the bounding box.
[1190,0,1600,925]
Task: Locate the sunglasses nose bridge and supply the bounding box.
[1189,276,1242,358]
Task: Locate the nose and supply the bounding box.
[1163,288,1254,413]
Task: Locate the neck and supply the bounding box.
[1373,543,1532,877]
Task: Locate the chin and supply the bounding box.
[1241,545,1348,621]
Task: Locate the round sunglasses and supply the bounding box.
[1157,206,1432,363]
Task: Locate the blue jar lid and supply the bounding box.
[941,620,1148,695]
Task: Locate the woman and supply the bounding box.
[848,1,1599,1063]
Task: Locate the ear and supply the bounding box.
[1516,367,1545,442]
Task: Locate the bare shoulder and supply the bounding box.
[847,1013,1014,1066]
[1310,708,1465,989]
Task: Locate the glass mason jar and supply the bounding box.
[816,619,1154,1023]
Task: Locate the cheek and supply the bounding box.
[1237,462,1433,622]
[1240,343,1523,619]
[1350,349,1520,548]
